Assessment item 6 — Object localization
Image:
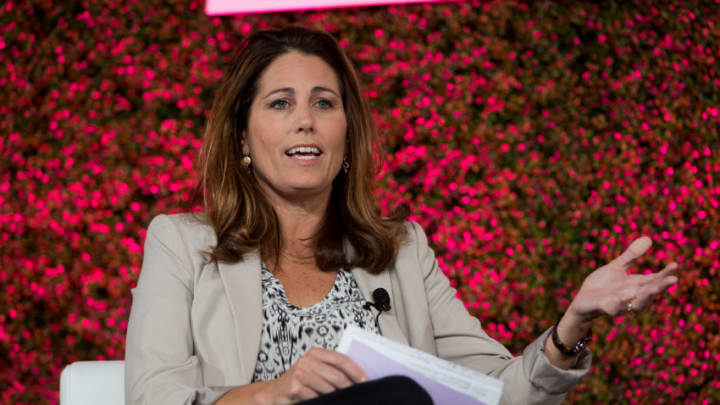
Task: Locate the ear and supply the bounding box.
[241,131,250,155]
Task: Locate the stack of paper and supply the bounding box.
[337,325,503,405]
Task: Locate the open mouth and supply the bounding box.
[285,145,322,160]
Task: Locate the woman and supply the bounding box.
[124,27,679,405]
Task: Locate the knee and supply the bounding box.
[376,375,433,404]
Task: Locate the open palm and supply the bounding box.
[569,236,679,322]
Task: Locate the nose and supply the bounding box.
[295,104,314,133]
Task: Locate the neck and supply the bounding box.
[260,183,332,259]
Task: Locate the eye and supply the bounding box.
[315,98,334,109]
[269,99,290,110]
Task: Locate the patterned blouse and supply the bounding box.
[251,263,381,382]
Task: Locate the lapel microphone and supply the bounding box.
[364,288,391,312]
[363,288,391,327]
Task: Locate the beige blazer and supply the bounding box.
[125,214,590,405]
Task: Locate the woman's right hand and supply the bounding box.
[256,347,369,405]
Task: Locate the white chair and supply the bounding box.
[60,361,125,405]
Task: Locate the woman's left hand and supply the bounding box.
[568,236,679,322]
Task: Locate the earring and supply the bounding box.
[241,155,252,168]
[342,158,350,174]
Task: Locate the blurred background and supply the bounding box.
[1,0,718,403]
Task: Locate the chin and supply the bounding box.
[288,184,328,192]
[287,180,334,193]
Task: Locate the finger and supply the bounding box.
[656,262,679,278]
[629,292,660,313]
[284,373,322,401]
[313,360,354,389]
[606,293,634,317]
[626,274,678,313]
[308,347,369,383]
[647,270,679,294]
[298,353,354,390]
[293,362,337,395]
[614,292,651,315]
[636,263,679,286]
[616,236,652,267]
[292,385,320,401]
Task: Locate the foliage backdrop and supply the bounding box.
[1,0,718,403]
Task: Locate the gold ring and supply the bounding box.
[625,298,635,313]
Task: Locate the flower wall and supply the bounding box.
[1,0,718,403]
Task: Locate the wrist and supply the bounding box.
[543,308,594,369]
[552,309,593,357]
[552,319,591,357]
[253,381,279,405]
[565,302,594,331]
[214,383,267,405]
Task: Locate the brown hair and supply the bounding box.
[192,26,407,273]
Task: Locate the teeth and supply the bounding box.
[285,146,321,156]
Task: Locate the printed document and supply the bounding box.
[336,325,503,405]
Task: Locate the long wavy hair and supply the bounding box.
[191,26,408,274]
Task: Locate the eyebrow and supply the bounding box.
[262,86,340,99]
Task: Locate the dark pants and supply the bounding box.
[298,375,434,405]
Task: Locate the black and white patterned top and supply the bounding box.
[251,263,381,382]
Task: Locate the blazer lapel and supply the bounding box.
[351,266,409,346]
[217,252,263,382]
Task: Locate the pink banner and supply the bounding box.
[205,0,453,15]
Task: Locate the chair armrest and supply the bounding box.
[60,361,125,405]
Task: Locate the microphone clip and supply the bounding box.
[363,288,391,313]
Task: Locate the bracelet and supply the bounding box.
[551,320,591,356]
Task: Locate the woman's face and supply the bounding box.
[244,51,347,202]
